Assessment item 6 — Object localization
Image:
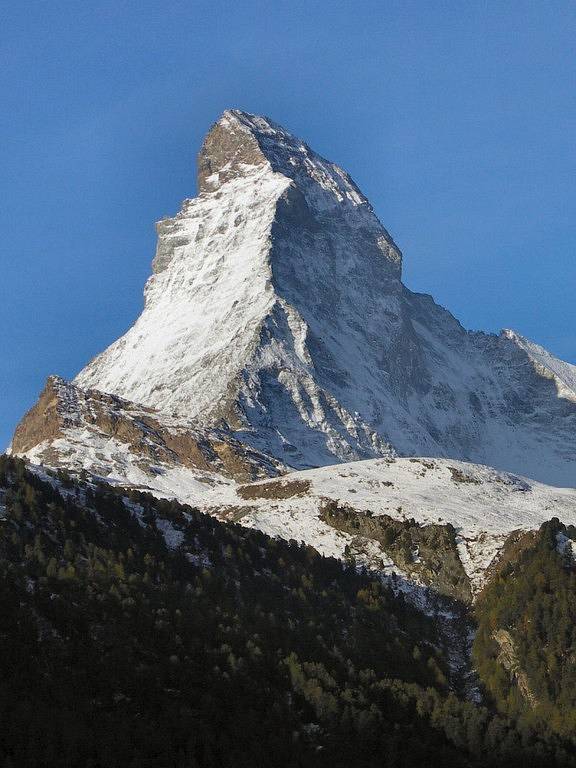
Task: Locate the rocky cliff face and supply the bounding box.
[66,109,576,485]
[12,376,281,485]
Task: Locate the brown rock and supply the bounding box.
[11,376,282,483]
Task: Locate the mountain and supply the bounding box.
[69,109,576,486]
[10,108,576,594]
[6,110,576,765]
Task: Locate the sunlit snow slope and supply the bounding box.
[73,110,576,485]
[233,457,576,592]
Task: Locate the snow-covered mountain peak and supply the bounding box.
[214,109,374,209]
[64,112,576,485]
[197,109,402,270]
[74,111,404,443]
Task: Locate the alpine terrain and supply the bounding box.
[5,110,576,767]
[71,110,576,485]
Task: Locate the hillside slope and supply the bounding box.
[2,454,575,767]
[11,377,576,597]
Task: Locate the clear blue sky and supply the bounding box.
[2,0,575,449]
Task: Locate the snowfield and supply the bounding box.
[234,457,576,591]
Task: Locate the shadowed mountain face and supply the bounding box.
[21,110,574,484]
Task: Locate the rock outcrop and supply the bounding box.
[12,376,281,483]
[493,629,540,708]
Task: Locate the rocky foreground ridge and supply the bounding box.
[12,376,281,483]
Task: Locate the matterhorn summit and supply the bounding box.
[74,109,404,466]
[18,110,576,486]
[68,110,576,484]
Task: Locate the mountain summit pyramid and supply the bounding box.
[65,110,575,484]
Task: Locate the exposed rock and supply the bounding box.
[449,467,481,485]
[493,629,540,708]
[11,376,65,454]
[237,478,311,500]
[197,113,268,193]
[12,376,282,483]
[319,499,472,603]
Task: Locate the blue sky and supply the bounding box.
[1,0,575,449]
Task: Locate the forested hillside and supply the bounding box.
[0,455,574,767]
[474,519,576,738]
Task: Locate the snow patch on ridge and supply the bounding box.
[503,329,576,404]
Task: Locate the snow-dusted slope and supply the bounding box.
[10,376,281,493]
[19,421,576,594]
[227,457,576,593]
[64,110,576,484]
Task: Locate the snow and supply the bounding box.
[155,517,185,549]
[24,430,239,509]
[75,161,290,422]
[503,329,576,404]
[240,505,352,560]
[186,551,212,568]
[67,110,576,487]
[556,531,575,562]
[227,456,576,592]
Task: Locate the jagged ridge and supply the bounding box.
[12,376,281,485]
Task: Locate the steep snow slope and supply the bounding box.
[65,110,576,484]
